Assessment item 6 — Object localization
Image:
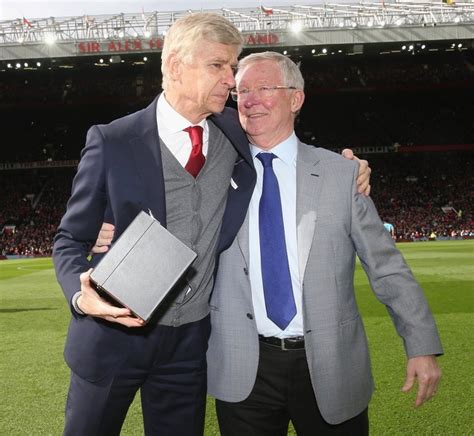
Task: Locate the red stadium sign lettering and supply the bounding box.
[78,41,102,53]
[77,38,164,54]
[246,33,279,45]
[108,40,143,52]
[148,38,163,50]
[77,34,274,55]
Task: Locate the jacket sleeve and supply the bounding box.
[349,163,443,358]
[53,125,108,308]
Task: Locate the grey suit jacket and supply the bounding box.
[207,142,443,425]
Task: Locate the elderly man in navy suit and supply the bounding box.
[53,13,253,436]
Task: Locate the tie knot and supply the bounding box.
[257,152,276,168]
[184,126,204,148]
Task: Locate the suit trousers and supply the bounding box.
[216,341,368,436]
[63,315,210,436]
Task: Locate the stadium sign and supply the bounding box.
[76,33,280,55]
[78,38,163,53]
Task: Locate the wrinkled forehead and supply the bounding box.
[186,39,239,62]
[236,60,283,86]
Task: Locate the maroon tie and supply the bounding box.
[183,126,205,178]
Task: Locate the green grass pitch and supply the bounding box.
[1,240,473,435]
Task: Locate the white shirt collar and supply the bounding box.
[250,132,298,167]
[157,93,207,133]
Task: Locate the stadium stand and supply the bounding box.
[0,170,72,256]
[1,16,473,256]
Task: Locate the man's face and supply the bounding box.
[169,41,238,123]
[236,60,304,150]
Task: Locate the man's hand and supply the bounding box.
[77,269,144,328]
[342,148,371,196]
[402,355,441,407]
[91,223,115,254]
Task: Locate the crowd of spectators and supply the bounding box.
[1,50,472,105]
[0,49,472,255]
[370,152,473,241]
[0,152,472,257]
[297,90,473,150]
[0,170,71,257]
[1,50,473,163]
[302,50,474,91]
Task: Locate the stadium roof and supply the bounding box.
[1,2,473,61]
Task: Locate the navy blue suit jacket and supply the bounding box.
[53,97,255,382]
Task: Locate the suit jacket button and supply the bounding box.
[246,313,253,320]
[243,268,249,275]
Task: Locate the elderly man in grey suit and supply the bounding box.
[207,51,442,435]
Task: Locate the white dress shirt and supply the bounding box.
[156,93,209,166]
[248,132,303,338]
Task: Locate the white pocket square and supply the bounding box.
[230,178,238,190]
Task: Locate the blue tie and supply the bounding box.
[257,153,297,330]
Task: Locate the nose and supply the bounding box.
[242,89,262,108]
[222,65,236,88]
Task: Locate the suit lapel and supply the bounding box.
[129,97,167,226]
[236,213,250,269]
[212,108,257,255]
[210,108,253,167]
[296,142,322,281]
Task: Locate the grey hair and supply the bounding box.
[161,13,243,90]
[236,51,305,90]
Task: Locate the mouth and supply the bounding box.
[246,113,266,119]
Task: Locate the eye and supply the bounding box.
[259,86,272,92]
[239,88,250,95]
[210,63,223,70]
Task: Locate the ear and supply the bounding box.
[291,90,305,114]
[167,52,183,81]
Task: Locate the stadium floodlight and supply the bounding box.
[322,48,328,54]
[143,56,148,62]
[311,49,316,54]
[421,44,426,50]
[402,45,407,50]
[99,58,104,63]
[458,43,463,48]
[15,63,21,68]
[24,62,28,67]
[408,44,414,51]
[36,61,41,67]
[7,63,12,68]
[44,33,57,45]
[283,50,288,55]
[290,21,303,33]
[109,58,113,63]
